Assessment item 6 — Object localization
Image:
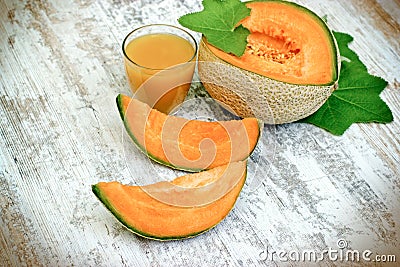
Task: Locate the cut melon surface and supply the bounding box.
[198,0,340,124]
[212,1,338,85]
[92,161,247,240]
[117,94,260,171]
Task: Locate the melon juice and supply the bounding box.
[123,25,197,114]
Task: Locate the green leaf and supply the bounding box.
[333,32,365,70]
[178,0,251,56]
[302,31,393,135]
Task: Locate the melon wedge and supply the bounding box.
[117,94,260,171]
[92,161,247,240]
[198,0,340,124]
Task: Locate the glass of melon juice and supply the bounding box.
[122,24,198,114]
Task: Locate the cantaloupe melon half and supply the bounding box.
[117,94,260,171]
[92,161,247,240]
[198,0,340,124]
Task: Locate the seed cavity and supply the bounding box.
[246,43,299,64]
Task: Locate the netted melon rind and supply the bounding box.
[198,37,338,124]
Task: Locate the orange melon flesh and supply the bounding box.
[92,161,247,240]
[117,94,260,171]
[205,1,337,85]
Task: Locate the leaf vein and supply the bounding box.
[331,94,388,119]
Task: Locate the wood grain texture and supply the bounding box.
[1,0,399,266]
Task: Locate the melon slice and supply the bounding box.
[117,94,260,171]
[198,0,340,124]
[92,161,247,240]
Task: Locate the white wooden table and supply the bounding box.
[1,0,399,266]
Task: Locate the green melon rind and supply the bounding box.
[91,167,247,241]
[117,94,203,172]
[116,94,261,172]
[197,0,341,124]
[92,183,199,241]
[91,184,155,239]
